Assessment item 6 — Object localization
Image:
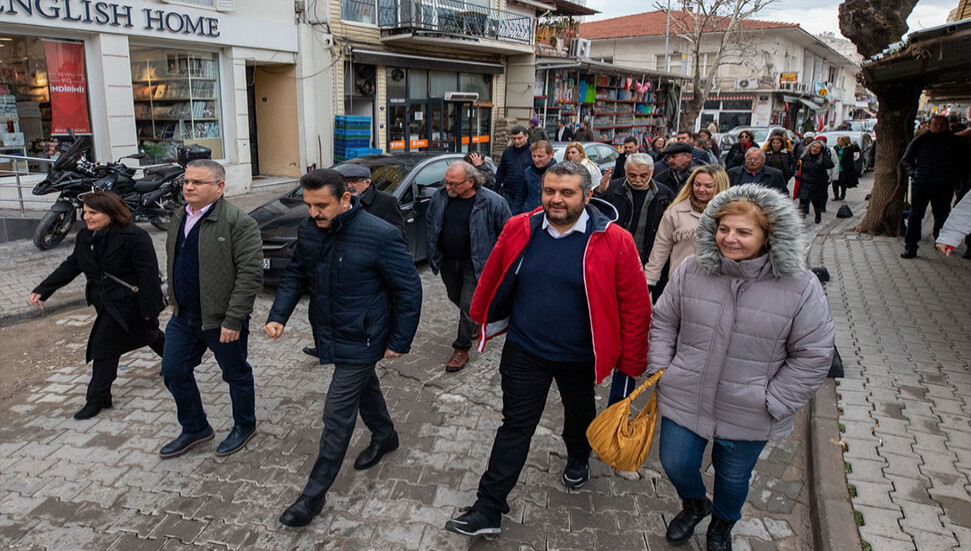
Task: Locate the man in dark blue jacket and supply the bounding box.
[494,125,532,205]
[264,169,422,528]
[425,161,511,372]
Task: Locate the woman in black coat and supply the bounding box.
[832,135,861,200]
[796,140,835,224]
[30,192,165,419]
[724,130,759,170]
[764,134,796,182]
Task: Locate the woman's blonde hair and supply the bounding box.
[671,165,731,207]
[836,135,852,147]
[564,142,588,161]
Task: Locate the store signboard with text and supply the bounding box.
[43,40,91,135]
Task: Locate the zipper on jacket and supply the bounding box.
[338,250,344,280]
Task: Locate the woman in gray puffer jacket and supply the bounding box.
[648,184,835,551]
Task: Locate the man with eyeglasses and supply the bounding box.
[158,159,263,459]
[425,161,511,372]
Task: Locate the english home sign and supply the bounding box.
[0,0,220,37]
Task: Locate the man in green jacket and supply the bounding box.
[158,160,264,459]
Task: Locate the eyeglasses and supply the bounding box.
[183,179,220,187]
[443,178,471,188]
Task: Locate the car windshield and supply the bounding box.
[286,157,420,197]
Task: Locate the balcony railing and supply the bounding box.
[353,0,532,45]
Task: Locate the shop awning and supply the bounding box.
[799,97,826,111]
[352,48,504,75]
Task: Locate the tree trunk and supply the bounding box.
[856,82,922,235]
[680,97,704,131]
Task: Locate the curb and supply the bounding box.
[809,379,861,551]
[0,296,87,328]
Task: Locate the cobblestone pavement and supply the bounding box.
[0,266,814,549]
[809,182,971,550]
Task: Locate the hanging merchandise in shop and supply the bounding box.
[0,0,220,38]
[43,40,91,134]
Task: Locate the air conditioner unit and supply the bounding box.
[570,38,592,58]
[734,78,758,90]
[444,92,479,102]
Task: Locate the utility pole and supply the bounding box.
[664,0,671,72]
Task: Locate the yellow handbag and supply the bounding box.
[586,369,665,471]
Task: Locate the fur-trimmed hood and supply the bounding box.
[694,184,807,277]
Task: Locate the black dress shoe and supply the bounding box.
[901,248,918,259]
[279,494,325,527]
[216,425,256,457]
[159,427,214,458]
[666,496,712,543]
[73,396,112,420]
[353,431,399,470]
[303,346,318,357]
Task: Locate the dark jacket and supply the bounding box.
[359,183,405,236]
[34,223,163,362]
[267,199,422,365]
[797,149,835,197]
[901,131,969,188]
[765,149,796,181]
[725,141,760,170]
[575,128,595,142]
[494,142,532,198]
[476,157,498,190]
[613,153,628,182]
[727,165,789,195]
[425,186,512,279]
[595,177,675,261]
[166,197,263,331]
[528,126,548,144]
[514,159,557,214]
[835,143,861,188]
[653,165,696,193]
[555,125,575,142]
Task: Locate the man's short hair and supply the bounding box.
[676,129,694,137]
[186,159,225,182]
[510,125,527,136]
[546,161,593,194]
[623,136,638,145]
[625,153,654,172]
[530,140,554,154]
[745,147,766,160]
[300,168,347,197]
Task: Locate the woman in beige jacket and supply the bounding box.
[644,165,730,287]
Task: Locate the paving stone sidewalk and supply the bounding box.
[0,264,815,550]
[809,182,971,550]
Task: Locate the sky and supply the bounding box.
[584,0,957,41]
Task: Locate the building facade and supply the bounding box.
[580,11,860,133]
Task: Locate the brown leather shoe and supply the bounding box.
[445,349,469,373]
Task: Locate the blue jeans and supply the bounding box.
[161,314,256,435]
[659,417,766,522]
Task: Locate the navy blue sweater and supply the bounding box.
[173,211,207,322]
[508,226,594,362]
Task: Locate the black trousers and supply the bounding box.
[832,180,846,200]
[905,185,954,250]
[87,331,165,403]
[302,362,395,499]
[473,340,596,518]
[439,258,477,352]
[799,186,827,218]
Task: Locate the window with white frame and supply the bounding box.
[655,53,683,73]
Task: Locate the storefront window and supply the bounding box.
[722,99,752,111]
[0,35,94,171]
[407,70,427,100]
[130,46,224,164]
[429,71,456,98]
[387,67,406,100]
[459,73,492,101]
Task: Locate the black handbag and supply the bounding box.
[828,346,844,378]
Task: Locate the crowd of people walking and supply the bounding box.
[26,110,971,550]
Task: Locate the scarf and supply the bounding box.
[689,195,708,213]
[741,141,752,153]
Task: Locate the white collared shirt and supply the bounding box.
[183,202,214,237]
[541,208,589,239]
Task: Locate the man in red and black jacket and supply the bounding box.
[444,162,652,539]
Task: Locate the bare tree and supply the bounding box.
[839,0,919,235]
[653,0,778,128]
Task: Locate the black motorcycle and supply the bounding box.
[94,144,211,232]
[31,136,104,250]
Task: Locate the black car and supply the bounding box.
[250,152,465,284]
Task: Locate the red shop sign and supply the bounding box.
[43,41,92,135]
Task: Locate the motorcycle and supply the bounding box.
[31,136,105,250]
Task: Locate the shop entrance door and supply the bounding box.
[403,99,447,152]
[447,101,491,154]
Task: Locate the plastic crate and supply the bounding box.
[334,138,371,148]
[334,128,371,137]
[335,115,371,123]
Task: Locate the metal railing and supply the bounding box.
[363,0,533,44]
[0,154,52,215]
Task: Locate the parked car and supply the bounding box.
[250,152,464,284]
[815,131,874,177]
[726,126,797,145]
[551,141,619,173]
[712,133,737,165]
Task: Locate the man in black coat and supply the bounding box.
[901,115,971,258]
[554,118,575,142]
[653,142,703,192]
[301,164,407,358]
[265,169,422,528]
[494,125,532,205]
[727,147,788,195]
[594,152,675,301]
[612,136,639,182]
